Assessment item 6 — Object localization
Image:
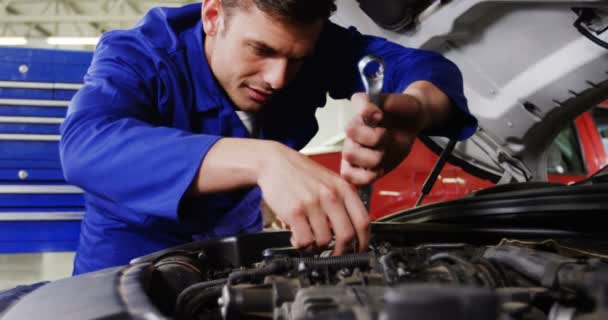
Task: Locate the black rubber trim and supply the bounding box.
[370,222,606,246]
[379,184,608,231]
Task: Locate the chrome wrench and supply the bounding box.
[357,55,385,211]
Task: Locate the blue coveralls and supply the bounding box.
[59,3,477,275]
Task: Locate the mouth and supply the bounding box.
[245,86,272,104]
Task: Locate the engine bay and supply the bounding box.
[143,231,608,320]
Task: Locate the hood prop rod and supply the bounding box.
[415,139,457,207]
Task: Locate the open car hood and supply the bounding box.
[332,0,608,183]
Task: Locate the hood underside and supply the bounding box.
[333,0,608,182]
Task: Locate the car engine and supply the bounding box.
[146,238,608,320]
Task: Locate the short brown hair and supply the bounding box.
[221,0,337,24]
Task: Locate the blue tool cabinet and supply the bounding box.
[0,47,92,253]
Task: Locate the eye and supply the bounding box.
[252,45,274,57]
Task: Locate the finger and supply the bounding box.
[342,139,383,169]
[352,93,383,126]
[321,189,356,256]
[345,118,387,148]
[306,200,333,248]
[288,214,315,250]
[340,159,379,186]
[340,185,371,252]
[351,92,369,110]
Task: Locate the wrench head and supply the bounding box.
[358,54,385,105]
[358,55,385,80]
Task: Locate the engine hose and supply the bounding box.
[294,252,374,269]
[177,285,223,320]
[429,252,481,285]
[228,259,292,285]
[429,252,473,266]
[473,262,497,288]
[175,278,228,312]
[430,253,505,287]
[474,257,508,288]
[433,261,463,284]
[483,246,578,288]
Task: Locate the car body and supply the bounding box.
[307,105,608,220]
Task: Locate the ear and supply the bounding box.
[201,0,223,36]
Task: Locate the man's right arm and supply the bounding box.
[60,33,223,222]
[189,137,371,255]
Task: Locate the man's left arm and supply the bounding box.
[318,22,478,186]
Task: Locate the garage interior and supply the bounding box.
[0,1,607,319]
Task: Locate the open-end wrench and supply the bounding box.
[357,55,385,211]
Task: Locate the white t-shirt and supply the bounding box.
[235,110,257,137]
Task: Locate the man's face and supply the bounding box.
[203,2,323,112]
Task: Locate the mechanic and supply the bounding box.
[60,0,477,275]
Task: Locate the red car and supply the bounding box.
[307,103,608,221]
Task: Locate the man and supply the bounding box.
[60,0,476,275]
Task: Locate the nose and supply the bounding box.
[263,58,289,91]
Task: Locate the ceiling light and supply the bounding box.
[46,37,99,46]
[0,37,28,46]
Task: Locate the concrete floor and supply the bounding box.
[0,253,74,291]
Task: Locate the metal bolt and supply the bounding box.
[397,267,408,277]
[18,170,28,180]
[18,64,29,74]
[197,251,208,262]
[379,242,391,255]
[338,268,351,278]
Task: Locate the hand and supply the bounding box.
[257,142,371,255]
[341,92,430,185]
[260,199,287,230]
[190,137,370,255]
